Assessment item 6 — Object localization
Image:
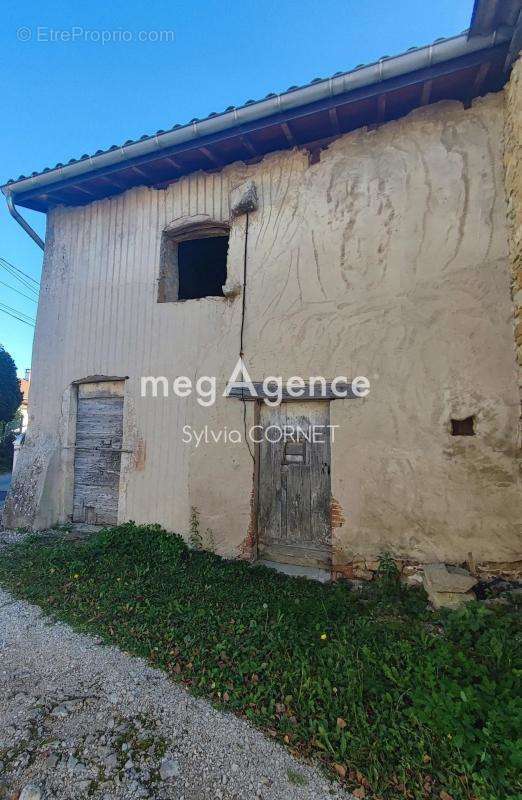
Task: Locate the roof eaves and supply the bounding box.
[1,29,511,201]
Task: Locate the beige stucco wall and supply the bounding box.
[504,56,522,447]
[6,91,521,567]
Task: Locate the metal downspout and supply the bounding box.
[6,194,44,250]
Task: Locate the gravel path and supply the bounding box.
[0,583,349,800]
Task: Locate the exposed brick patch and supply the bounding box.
[330,496,345,529]
[331,550,425,583]
[132,438,146,471]
[332,564,355,581]
[237,487,256,560]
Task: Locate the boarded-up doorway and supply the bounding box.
[257,402,331,567]
[72,380,124,525]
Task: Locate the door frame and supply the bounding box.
[253,399,332,568]
[252,400,261,560]
[62,376,127,525]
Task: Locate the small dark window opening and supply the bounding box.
[451,416,475,436]
[178,236,228,300]
[158,226,229,302]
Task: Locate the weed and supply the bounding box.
[287,768,308,786]
[205,527,216,553]
[188,507,216,553]
[188,507,203,550]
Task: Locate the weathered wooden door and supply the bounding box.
[257,402,331,567]
[72,381,124,525]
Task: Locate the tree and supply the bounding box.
[0,430,15,472]
[0,345,23,427]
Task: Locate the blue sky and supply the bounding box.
[0,0,473,375]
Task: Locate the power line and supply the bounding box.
[0,302,35,325]
[0,279,37,303]
[0,305,35,328]
[0,261,39,296]
[0,308,34,327]
[0,258,40,330]
[0,301,35,322]
[0,256,40,286]
[0,258,40,288]
[0,308,35,327]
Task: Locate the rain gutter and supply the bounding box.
[1,30,510,205]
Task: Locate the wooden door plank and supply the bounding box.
[72,484,119,524]
[77,380,125,398]
[309,404,331,545]
[258,403,285,543]
[72,388,124,525]
[285,465,312,542]
[75,397,124,447]
[282,404,312,543]
[73,450,122,488]
[258,540,331,568]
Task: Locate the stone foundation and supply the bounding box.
[331,556,522,582]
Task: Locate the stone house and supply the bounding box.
[3,0,521,579]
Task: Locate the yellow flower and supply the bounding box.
[320,633,327,640]
[73,574,79,579]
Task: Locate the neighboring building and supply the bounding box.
[19,368,31,433]
[12,369,31,473]
[2,0,521,577]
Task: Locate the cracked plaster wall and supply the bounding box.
[5,92,521,565]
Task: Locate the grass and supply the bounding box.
[0,522,520,800]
